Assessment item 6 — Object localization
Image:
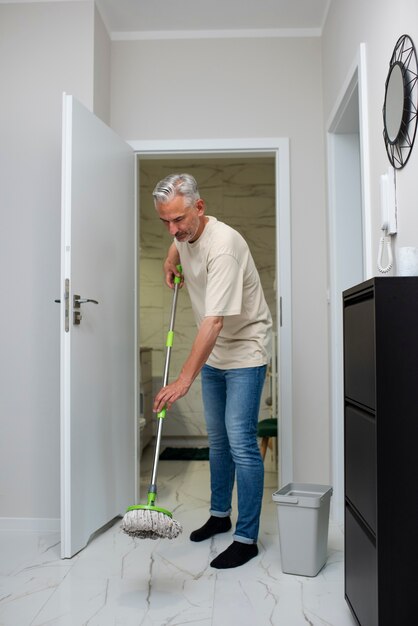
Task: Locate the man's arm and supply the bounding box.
[153,315,223,413]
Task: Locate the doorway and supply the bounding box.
[139,156,277,450]
[131,140,292,486]
[327,45,371,522]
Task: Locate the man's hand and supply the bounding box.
[163,258,184,289]
[153,376,191,413]
[163,243,183,289]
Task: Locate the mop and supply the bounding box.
[121,267,183,540]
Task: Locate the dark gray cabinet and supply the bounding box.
[343,277,418,626]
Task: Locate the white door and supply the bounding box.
[60,95,136,558]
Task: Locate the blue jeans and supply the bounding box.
[201,364,267,544]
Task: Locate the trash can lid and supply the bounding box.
[272,482,333,508]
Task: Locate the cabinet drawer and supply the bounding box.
[345,505,378,626]
[344,296,375,409]
[345,405,376,532]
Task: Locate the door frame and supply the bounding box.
[129,138,293,485]
[326,44,371,522]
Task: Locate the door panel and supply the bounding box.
[60,95,136,558]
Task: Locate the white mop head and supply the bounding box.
[121,508,182,540]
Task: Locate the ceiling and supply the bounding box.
[95,0,331,37]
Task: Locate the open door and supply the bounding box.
[60,95,136,558]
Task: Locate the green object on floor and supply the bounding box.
[159,447,210,461]
[257,417,278,461]
[257,417,277,438]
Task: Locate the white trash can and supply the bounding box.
[272,483,333,576]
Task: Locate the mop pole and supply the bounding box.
[147,268,181,504]
[120,265,183,539]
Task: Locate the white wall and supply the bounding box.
[322,0,418,270]
[0,1,95,523]
[111,36,330,483]
[94,4,111,124]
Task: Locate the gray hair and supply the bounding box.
[152,173,200,208]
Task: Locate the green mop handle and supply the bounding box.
[157,265,182,417]
[149,264,182,491]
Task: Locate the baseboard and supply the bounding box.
[0,517,60,532]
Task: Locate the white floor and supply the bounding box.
[0,448,358,626]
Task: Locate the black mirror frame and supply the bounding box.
[383,34,418,169]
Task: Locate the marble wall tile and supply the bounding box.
[139,158,277,439]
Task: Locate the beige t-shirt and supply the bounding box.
[175,216,272,369]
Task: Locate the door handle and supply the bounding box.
[73,295,99,308]
[73,295,99,325]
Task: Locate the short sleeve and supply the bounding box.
[204,254,243,316]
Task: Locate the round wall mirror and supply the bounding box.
[383,34,418,169]
[384,63,405,142]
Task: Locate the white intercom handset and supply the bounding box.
[377,166,397,273]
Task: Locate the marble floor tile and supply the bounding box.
[0,448,357,626]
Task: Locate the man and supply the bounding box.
[153,173,272,569]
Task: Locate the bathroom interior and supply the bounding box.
[138,156,278,461]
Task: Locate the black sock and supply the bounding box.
[189,516,232,542]
[210,541,258,569]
